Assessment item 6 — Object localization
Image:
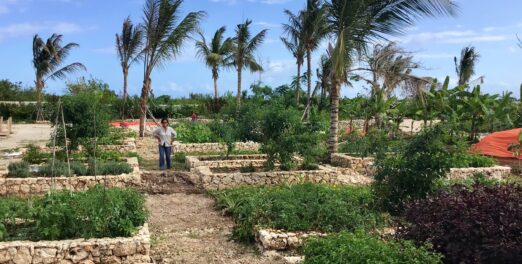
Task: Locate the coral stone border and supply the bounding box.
[185,154,268,170]
[332,153,512,180]
[256,228,326,251]
[0,224,150,264]
[0,158,141,197]
[190,164,372,190]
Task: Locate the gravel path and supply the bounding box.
[145,171,282,264]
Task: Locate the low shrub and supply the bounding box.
[398,184,522,263]
[175,122,214,143]
[39,161,87,177]
[303,231,442,264]
[212,183,385,243]
[373,125,453,212]
[449,153,496,168]
[22,145,50,164]
[7,161,31,178]
[87,160,133,175]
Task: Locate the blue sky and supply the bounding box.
[0,0,521,98]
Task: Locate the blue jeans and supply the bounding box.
[158,144,172,170]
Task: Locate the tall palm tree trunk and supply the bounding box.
[213,69,219,100]
[296,63,301,105]
[123,67,129,119]
[328,79,340,161]
[35,78,44,121]
[139,78,151,137]
[305,48,312,117]
[236,67,242,112]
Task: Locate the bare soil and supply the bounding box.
[145,171,282,264]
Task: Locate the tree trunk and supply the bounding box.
[139,78,151,137]
[328,79,340,161]
[296,63,301,106]
[236,67,242,113]
[213,76,218,100]
[305,48,312,119]
[123,67,128,120]
[35,77,44,122]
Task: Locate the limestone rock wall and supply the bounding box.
[136,137,260,159]
[447,166,511,180]
[98,138,137,153]
[331,154,375,177]
[0,224,150,264]
[256,228,326,251]
[191,165,373,190]
[185,154,268,170]
[0,158,141,197]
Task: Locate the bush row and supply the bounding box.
[211,183,386,243]
[7,160,133,178]
[0,186,147,241]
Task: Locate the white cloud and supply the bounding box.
[0,21,83,41]
[396,30,509,45]
[416,52,454,59]
[254,21,280,29]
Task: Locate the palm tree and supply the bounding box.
[32,34,86,121]
[325,0,456,159]
[195,26,234,101]
[231,19,267,111]
[302,0,329,117]
[116,17,143,105]
[454,46,480,86]
[282,10,305,105]
[139,0,205,136]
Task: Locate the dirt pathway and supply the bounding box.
[144,171,281,264]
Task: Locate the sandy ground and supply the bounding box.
[144,171,282,264]
[0,123,51,151]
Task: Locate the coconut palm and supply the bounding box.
[454,46,480,86]
[302,0,329,117]
[139,0,205,136]
[231,20,267,110]
[195,26,234,101]
[32,34,86,121]
[116,17,143,104]
[325,0,456,158]
[282,10,305,105]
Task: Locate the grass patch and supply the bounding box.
[211,183,387,243]
[303,231,442,264]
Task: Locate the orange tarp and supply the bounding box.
[470,128,522,159]
[110,121,157,127]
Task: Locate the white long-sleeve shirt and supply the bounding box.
[153,127,177,147]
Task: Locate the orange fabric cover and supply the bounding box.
[110,121,157,127]
[470,128,522,159]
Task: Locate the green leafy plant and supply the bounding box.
[303,231,442,264]
[34,186,147,240]
[87,160,133,175]
[212,183,385,243]
[373,125,453,213]
[39,160,87,177]
[22,145,50,164]
[174,121,214,143]
[7,161,31,178]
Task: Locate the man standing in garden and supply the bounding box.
[153,118,177,170]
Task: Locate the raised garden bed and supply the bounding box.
[0,158,140,196]
[0,224,150,263]
[0,187,150,263]
[332,153,512,180]
[185,154,371,190]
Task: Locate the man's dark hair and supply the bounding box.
[161,118,169,124]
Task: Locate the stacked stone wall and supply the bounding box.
[0,224,150,264]
[0,158,141,197]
